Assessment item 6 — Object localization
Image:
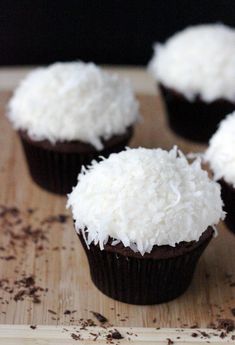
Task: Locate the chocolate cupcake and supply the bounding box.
[7,62,139,194]
[149,24,235,142]
[67,147,224,305]
[205,111,235,234]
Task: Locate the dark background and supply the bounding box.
[1,0,235,66]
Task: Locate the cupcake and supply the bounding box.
[149,24,235,142]
[205,111,235,234]
[67,147,224,305]
[7,62,139,194]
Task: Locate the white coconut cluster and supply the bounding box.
[67,147,224,255]
[7,62,139,150]
[205,111,235,187]
[149,24,235,102]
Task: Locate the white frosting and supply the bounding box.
[67,147,224,255]
[7,62,139,150]
[149,24,235,102]
[205,111,235,187]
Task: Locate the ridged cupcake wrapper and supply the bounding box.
[219,180,235,234]
[78,234,212,305]
[20,135,131,195]
[159,84,235,143]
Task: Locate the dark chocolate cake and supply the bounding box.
[219,179,235,234]
[19,128,133,195]
[160,84,235,143]
[78,228,213,305]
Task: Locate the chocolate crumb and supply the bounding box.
[64,309,72,315]
[91,311,108,323]
[167,338,174,345]
[231,335,235,340]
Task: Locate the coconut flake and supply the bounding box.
[149,24,235,103]
[7,62,139,150]
[205,111,235,187]
[67,147,224,255]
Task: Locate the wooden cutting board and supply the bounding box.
[0,91,235,344]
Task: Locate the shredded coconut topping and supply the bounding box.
[67,147,224,255]
[149,24,235,102]
[7,62,139,150]
[205,111,235,187]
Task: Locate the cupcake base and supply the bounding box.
[19,128,133,195]
[78,228,213,305]
[159,84,235,143]
[219,179,235,234]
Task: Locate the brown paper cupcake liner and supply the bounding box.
[159,84,235,143]
[78,228,213,305]
[19,129,133,195]
[219,179,235,234]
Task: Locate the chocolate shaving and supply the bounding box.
[0,206,20,218]
[42,214,68,224]
[18,276,35,287]
[48,309,57,315]
[0,255,16,261]
[107,330,124,340]
[231,308,235,317]
[217,319,235,333]
[30,325,37,330]
[27,208,35,214]
[220,331,226,339]
[167,339,174,345]
[32,296,41,304]
[199,331,210,338]
[14,290,25,302]
[90,311,108,323]
[71,333,81,341]
[191,333,198,337]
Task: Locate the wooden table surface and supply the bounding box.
[0,67,235,344]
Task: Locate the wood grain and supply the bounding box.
[0,91,235,332]
[0,325,235,344]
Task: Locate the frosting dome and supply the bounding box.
[7,62,139,150]
[149,24,235,102]
[67,147,224,255]
[205,111,235,187]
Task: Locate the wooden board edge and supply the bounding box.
[0,325,234,344]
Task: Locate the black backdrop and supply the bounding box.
[1,0,235,66]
